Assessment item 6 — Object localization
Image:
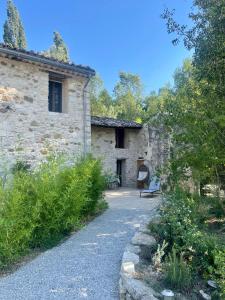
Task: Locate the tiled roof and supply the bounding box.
[91,116,143,129]
[0,44,95,77]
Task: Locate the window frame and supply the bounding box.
[48,79,63,113]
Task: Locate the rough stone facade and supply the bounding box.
[91,126,144,187]
[142,126,170,178]
[91,125,170,187]
[0,46,170,185]
[0,55,91,172]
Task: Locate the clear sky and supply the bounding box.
[0,0,193,94]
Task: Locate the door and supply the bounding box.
[117,159,125,187]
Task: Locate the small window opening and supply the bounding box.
[115,128,125,148]
[48,80,62,113]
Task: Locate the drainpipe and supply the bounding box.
[82,76,91,156]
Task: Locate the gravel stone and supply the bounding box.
[0,188,160,300]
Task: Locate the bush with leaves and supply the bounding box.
[210,250,225,298]
[150,187,223,285]
[0,155,106,268]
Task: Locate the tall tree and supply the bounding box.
[45,32,69,62]
[144,85,172,120]
[113,72,144,121]
[90,75,116,118]
[157,0,225,187]
[3,0,27,49]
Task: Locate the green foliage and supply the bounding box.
[44,32,69,62]
[162,0,225,97]
[0,156,105,268]
[165,247,192,290]
[11,160,30,174]
[211,250,225,298]
[3,0,27,49]
[158,0,225,187]
[113,72,144,121]
[154,188,223,273]
[148,58,225,188]
[90,75,117,118]
[143,86,173,121]
[104,172,119,185]
[90,72,144,122]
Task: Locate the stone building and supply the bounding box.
[0,44,95,171]
[91,117,170,187]
[91,116,145,187]
[0,44,169,187]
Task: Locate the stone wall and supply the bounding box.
[0,56,91,172]
[142,126,170,178]
[91,125,170,187]
[0,57,170,182]
[91,126,145,187]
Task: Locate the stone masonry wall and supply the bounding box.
[0,56,91,172]
[91,126,145,187]
[91,125,170,187]
[141,126,170,178]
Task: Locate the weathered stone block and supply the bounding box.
[132,233,156,248]
[122,277,158,300]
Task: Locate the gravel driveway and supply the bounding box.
[0,188,160,300]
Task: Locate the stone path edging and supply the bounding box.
[119,219,160,300]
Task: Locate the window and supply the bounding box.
[115,128,125,148]
[48,80,62,113]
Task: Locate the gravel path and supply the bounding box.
[0,188,160,300]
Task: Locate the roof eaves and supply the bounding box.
[91,116,143,129]
[0,44,95,77]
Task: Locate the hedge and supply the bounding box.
[0,155,106,268]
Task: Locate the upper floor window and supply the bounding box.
[48,80,62,113]
[115,128,125,148]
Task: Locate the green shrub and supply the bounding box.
[11,160,31,174]
[152,188,223,272]
[211,250,225,298]
[0,172,38,266]
[76,155,106,215]
[0,155,106,268]
[164,247,193,290]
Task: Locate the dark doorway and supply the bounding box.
[48,81,62,113]
[117,159,125,186]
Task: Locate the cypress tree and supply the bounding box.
[3,0,27,49]
[46,32,69,62]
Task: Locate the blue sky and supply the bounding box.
[0,0,193,94]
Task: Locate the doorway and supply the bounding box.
[117,159,126,187]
